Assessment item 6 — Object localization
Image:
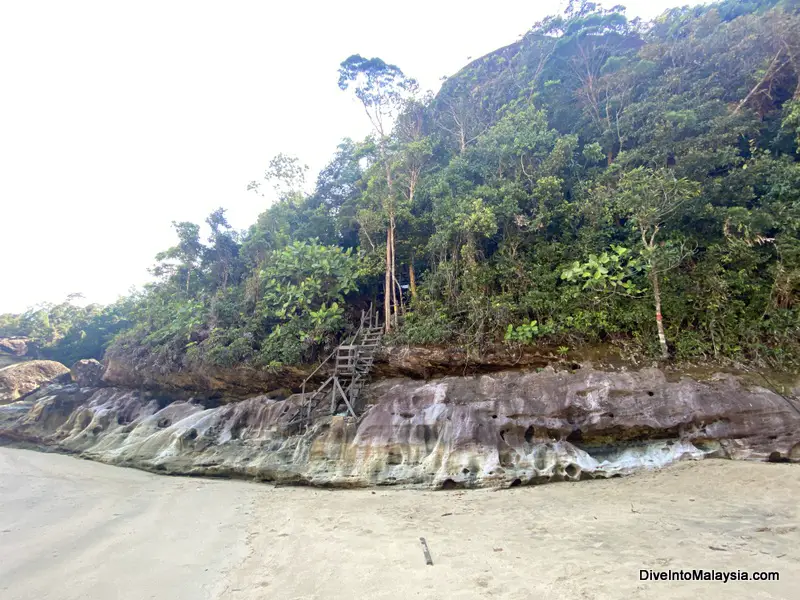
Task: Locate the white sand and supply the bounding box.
[1,447,797,600]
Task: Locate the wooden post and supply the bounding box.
[334,377,358,418]
[419,538,433,566]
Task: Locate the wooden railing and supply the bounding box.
[298,305,377,426]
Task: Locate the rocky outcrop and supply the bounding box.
[102,357,314,399]
[0,337,32,369]
[101,345,566,399]
[0,337,30,357]
[1,367,798,488]
[374,345,558,379]
[0,360,70,405]
[71,359,105,387]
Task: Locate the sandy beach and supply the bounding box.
[1,447,797,600]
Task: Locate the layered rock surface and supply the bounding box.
[101,344,563,398]
[1,367,798,488]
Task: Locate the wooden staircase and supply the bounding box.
[294,307,383,428]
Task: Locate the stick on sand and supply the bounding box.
[419,537,433,566]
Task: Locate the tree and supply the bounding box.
[435,95,488,155]
[248,153,309,198]
[205,208,240,290]
[614,168,701,358]
[153,221,204,294]
[23,0,798,373]
[338,54,417,332]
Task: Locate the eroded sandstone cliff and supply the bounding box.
[1,366,798,488]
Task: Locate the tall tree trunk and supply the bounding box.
[395,274,405,316]
[389,214,399,327]
[384,229,392,333]
[650,271,669,359]
[409,261,417,299]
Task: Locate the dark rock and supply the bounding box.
[101,357,315,400]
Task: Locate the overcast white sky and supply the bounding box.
[1,0,688,313]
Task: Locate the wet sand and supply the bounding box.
[1,447,798,599]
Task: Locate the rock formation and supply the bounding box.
[0,337,30,357]
[1,366,798,488]
[0,360,70,405]
[71,359,106,388]
[101,356,314,399]
[101,344,564,399]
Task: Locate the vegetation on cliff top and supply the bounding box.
[2,0,800,370]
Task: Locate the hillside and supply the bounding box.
[2,0,799,374]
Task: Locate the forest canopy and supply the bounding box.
[4,0,800,371]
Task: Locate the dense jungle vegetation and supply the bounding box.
[3,0,800,370]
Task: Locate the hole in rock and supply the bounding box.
[421,424,433,450]
[607,412,615,419]
[570,363,581,370]
[492,414,498,419]
[565,464,580,478]
[647,391,654,397]
[499,430,506,441]
[156,417,171,429]
[196,395,222,410]
[441,479,462,490]
[78,413,92,429]
[524,426,535,444]
[154,397,173,410]
[387,451,403,465]
[566,429,583,443]
[694,441,717,454]
[768,451,790,463]
[530,474,553,485]
[185,428,198,441]
[510,478,522,488]
[462,468,470,475]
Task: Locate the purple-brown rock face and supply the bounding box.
[1,367,798,488]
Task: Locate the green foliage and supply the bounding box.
[504,320,555,344]
[111,239,359,370]
[561,246,644,295]
[9,0,800,371]
[0,296,134,365]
